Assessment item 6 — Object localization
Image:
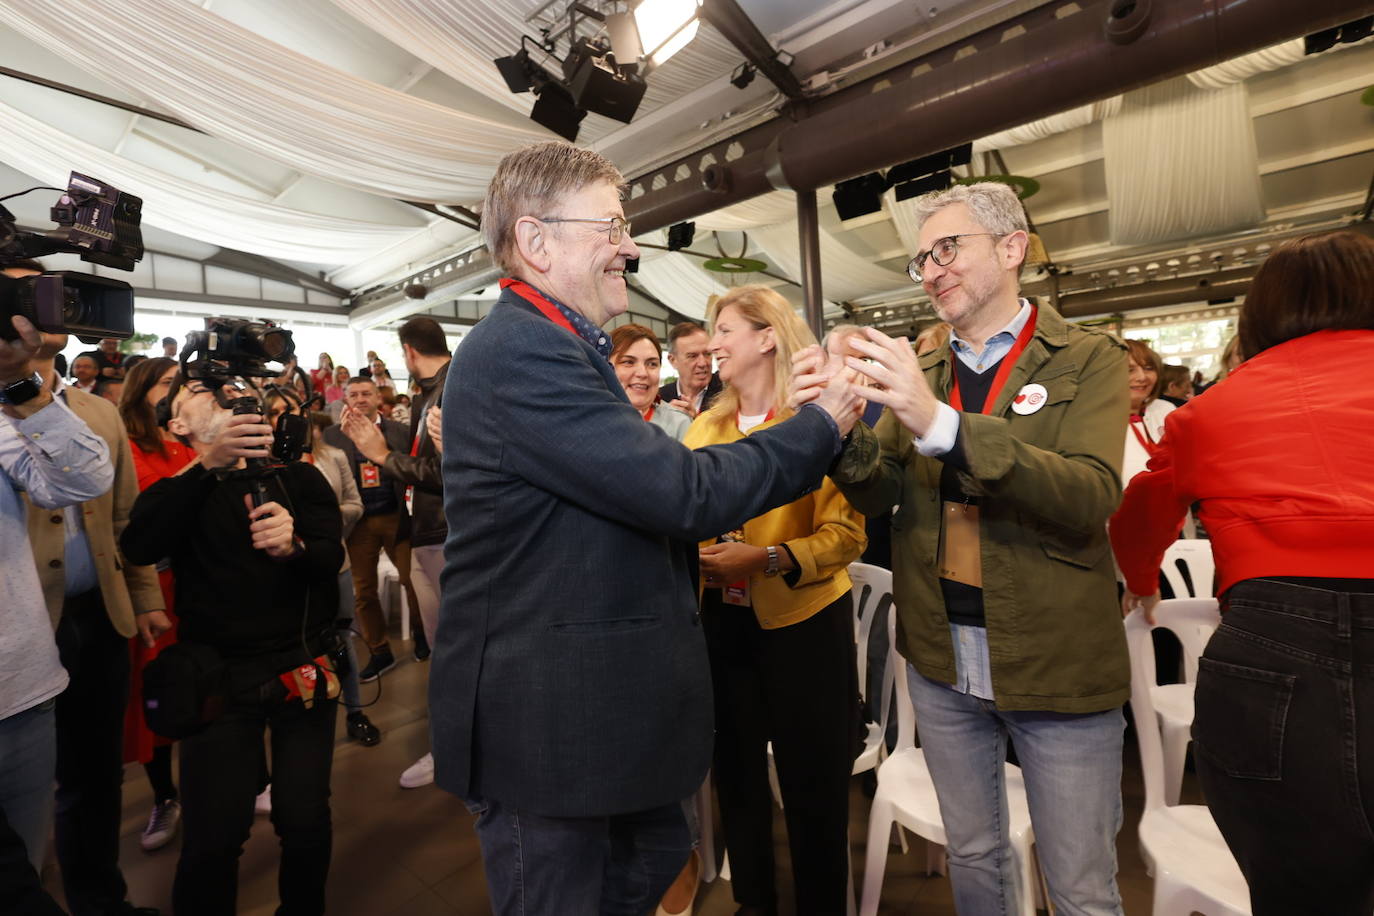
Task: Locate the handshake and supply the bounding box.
[789,327,942,439]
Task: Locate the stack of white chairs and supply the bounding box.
[857,610,1040,916]
[1125,607,1250,914]
[1151,539,1219,804]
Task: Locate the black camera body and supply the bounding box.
[0,172,142,342]
[180,317,308,471]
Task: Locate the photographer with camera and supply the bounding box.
[0,310,114,894]
[120,364,344,916]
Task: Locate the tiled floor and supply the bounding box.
[45,634,1184,914]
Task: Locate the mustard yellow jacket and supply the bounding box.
[684,409,866,629]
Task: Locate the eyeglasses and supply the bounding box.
[537,215,631,245]
[907,233,1002,283]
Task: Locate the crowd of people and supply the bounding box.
[0,138,1370,916]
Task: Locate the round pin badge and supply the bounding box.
[1010,383,1048,415]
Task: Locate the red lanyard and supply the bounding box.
[1129,414,1157,452]
[948,306,1038,414]
[500,277,577,337]
[643,404,655,422]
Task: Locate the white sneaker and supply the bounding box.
[255,785,272,815]
[399,752,434,789]
[140,799,181,851]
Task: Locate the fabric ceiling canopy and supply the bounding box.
[0,0,545,204]
[0,99,418,263]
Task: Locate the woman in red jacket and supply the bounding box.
[1110,230,1374,916]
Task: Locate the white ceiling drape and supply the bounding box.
[749,219,909,303]
[632,230,729,321]
[0,99,419,263]
[326,0,745,145]
[1103,79,1264,246]
[694,191,798,231]
[0,0,546,204]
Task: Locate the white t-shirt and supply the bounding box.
[737,412,769,434]
[1123,398,1175,486]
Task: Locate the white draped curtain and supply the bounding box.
[0,100,419,263]
[749,220,909,303]
[632,229,728,320]
[1102,78,1263,246]
[0,0,545,204]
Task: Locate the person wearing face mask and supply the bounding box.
[120,375,343,916]
[611,324,690,441]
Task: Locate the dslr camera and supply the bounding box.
[0,172,141,342]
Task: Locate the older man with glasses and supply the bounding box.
[429,141,865,915]
[819,181,1132,916]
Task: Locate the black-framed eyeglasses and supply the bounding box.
[537,215,631,245]
[907,233,1002,283]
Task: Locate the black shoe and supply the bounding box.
[413,629,431,662]
[358,650,396,683]
[346,711,381,746]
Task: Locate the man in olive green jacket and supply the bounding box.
[823,183,1129,916]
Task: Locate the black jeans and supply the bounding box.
[54,588,132,916]
[703,592,858,915]
[1193,578,1374,916]
[173,680,336,916]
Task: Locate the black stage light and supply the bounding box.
[624,257,639,274]
[667,221,695,251]
[564,37,647,124]
[494,49,534,93]
[530,80,586,142]
[730,62,756,90]
[832,173,888,221]
[893,170,952,202]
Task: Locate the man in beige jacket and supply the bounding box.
[10,260,167,916]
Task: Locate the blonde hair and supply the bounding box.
[483,141,626,274]
[705,285,817,421]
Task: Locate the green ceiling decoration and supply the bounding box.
[702,257,768,273]
[954,174,1041,199]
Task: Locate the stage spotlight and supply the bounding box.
[530,79,586,142]
[564,36,647,124]
[667,221,695,251]
[730,62,756,90]
[832,173,888,221]
[636,0,702,68]
[494,48,535,93]
[893,171,952,202]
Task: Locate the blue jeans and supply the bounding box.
[465,796,691,916]
[908,664,1125,916]
[0,698,57,872]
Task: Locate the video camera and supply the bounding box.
[178,316,310,467]
[0,172,141,342]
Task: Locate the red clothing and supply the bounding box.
[123,438,197,765]
[1111,330,1374,598]
[310,367,332,396]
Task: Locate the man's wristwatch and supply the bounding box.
[764,545,781,577]
[0,373,45,405]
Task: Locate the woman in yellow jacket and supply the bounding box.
[684,285,866,916]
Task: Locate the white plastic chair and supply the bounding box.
[766,563,897,807]
[858,612,1039,916]
[376,552,411,641]
[1152,540,1219,804]
[1125,608,1250,915]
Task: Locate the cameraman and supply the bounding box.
[0,313,113,902]
[121,374,343,916]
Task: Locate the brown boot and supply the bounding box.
[654,848,702,916]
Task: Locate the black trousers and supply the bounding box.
[173,681,336,916]
[703,591,858,915]
[1193,578,1374,916]
[54,588,131,916]
[0,806,64,916]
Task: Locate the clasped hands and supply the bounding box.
[789,327,942,439]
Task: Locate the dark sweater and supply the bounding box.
[938,355,1000,627]
[121,461,343,662]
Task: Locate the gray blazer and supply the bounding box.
[430,285,840,817]
[309,441,363,572]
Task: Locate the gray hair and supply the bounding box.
[482,141,626,274]
[910,181,1028,239]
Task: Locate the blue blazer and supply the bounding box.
[431,285,840,817]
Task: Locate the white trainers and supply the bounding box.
[140,799,181,852]
[255,785,272,815]
[399,752,434,789]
